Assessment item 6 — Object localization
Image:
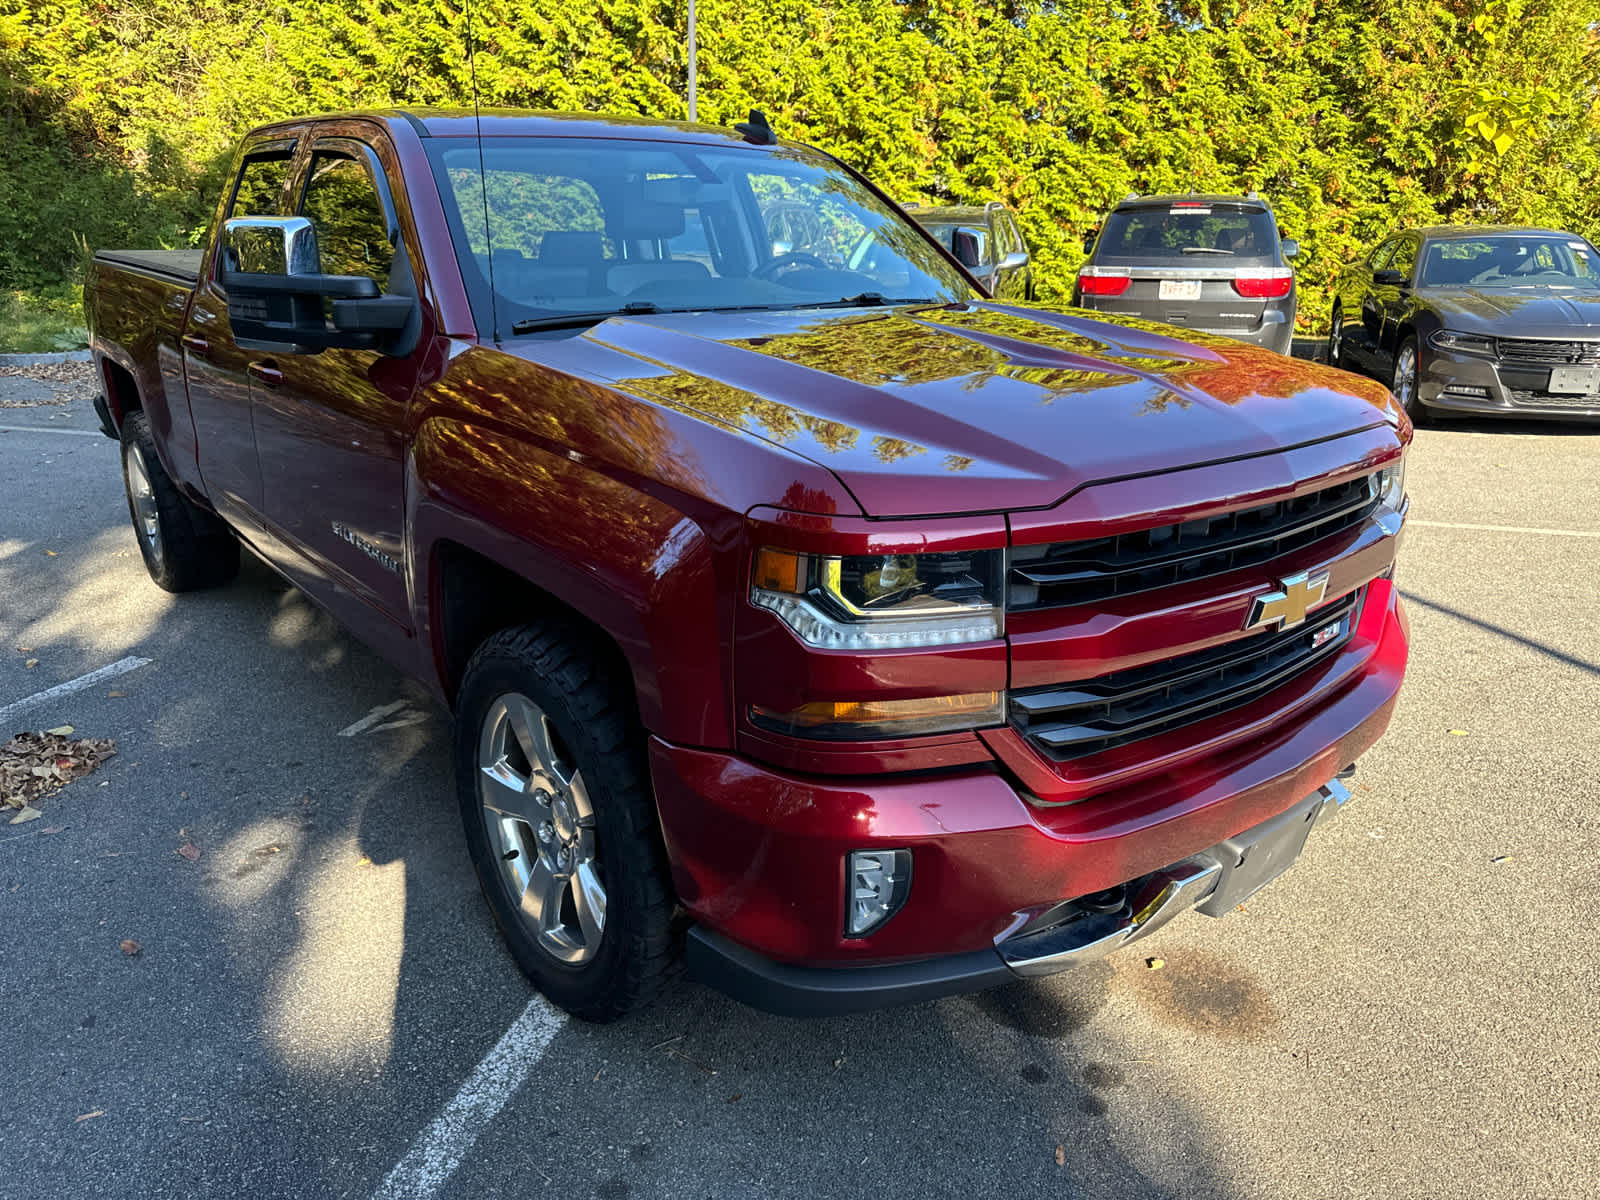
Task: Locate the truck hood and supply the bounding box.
[555,302,1402,517]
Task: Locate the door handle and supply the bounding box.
[181,333,210,356]
[247,360,284,387]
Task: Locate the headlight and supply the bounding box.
[750,548,1004,648]
[1375,456,1406,512]
[1428,330,1496,358]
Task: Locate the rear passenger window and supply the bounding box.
[300,153,394,291]
[229,154,293,219]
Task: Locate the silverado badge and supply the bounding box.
[1246,569,1331,633]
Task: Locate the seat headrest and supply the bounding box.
[616,203,686,241]
[539,231,605,266]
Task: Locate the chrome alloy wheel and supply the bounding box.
[477,692,606,965]
[1328,308,1343,365]
[1393,341,1419,410]
[124,442,165,572]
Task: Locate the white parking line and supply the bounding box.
[337,699,411,737]
[1409,519,1600,539]
[0,425,106,438]
[372,997,565,1200]
[0,656,152,726]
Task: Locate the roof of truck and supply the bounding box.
[249,108,788,148]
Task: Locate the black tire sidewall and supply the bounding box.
[119,410,238,592]
[453,637,662,1019]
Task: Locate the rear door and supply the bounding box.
[183,137,298,529]
[1079,202,1289,337]
[247,129,426,639]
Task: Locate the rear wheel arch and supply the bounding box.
[102,357,142,425]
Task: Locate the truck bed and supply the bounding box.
[93,249,204,285]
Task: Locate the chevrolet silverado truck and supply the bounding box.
[85,109,1411,1021]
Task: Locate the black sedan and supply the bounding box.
[1328,225,1600,422]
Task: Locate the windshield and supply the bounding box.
[1098,205,1278,260]
[426,137,973,334]
[1418,235,1600,289]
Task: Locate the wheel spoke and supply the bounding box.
[520,853,563,932]
[479,761,544,826]
[567,769,596,825]
[570,859,607,947]
[504,694,569,787]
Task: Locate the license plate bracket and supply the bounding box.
[1158,279,1203,302]
[1195,794,1322,917]
[1548,365,1598,395]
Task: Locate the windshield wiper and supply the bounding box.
[819,293,941,308]
[512,300,660,334]
[1181,246,1234,255]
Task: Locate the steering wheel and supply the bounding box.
[753,251,830,280]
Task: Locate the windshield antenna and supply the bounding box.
[465,0,499,342]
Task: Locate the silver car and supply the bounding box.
[904,202,1034,302]
[1075,193,1299,355]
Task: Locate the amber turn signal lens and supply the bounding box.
[752,547,805,594]
[749,692,1005,740]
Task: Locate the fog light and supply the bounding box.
[846,849,912,937]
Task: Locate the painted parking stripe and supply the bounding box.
[372,997,565,1200]
[0,656,152,726]
[0,424,107,438]
[1409,519,1600,539]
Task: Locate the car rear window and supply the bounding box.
[1098,204,1278,260]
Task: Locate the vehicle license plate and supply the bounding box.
[1547,366,1598,395]
[1159,279,1203,302]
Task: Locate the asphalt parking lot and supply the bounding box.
[1,368,1596,1200]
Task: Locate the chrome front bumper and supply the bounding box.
[997,778,1354,977]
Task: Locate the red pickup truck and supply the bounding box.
[86,109,1410,1021]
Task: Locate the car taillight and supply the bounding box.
[1231,269,1293,299]
[1078,272,1131,297]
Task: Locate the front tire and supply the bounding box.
[1390,335,1427,425]
[1327,305,1345,367]
[454,623,676,1021]
[119,410,239,592]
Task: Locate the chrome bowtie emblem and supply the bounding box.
[1246,569,1330,632]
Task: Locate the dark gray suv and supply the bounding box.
[1074,193,1299,354]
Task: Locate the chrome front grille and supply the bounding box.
[1008,475,1379,611]
[1010,588,1363,761]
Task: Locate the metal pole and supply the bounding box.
[687,0,697,122]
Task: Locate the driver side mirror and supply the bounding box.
[1082,227,1099,254]
[951,229,984,269]
[1281,238,1300,259]
[998,250,1030,273]
[1372,268,1407,287]
[220,216,417,355]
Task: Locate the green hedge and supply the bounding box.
[3,0,1597,334]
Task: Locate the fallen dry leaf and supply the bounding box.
[0,730,116,814]
[14,645,33,654]
[176,842,201,863]
[24,659,38,669]
[44,549,57,557]
[119,939,141,957]
[1490,854,1511,864]
[1448,729,1469,737]
[1054,1146,1065,1167]
[106,690,127,699]
[1145,957,1165,970]
[41,826,64,835]
[75,1111,104,1122]
[9,805,42,824]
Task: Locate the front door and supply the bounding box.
[183,141,297,531]
[247,135,423,640]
